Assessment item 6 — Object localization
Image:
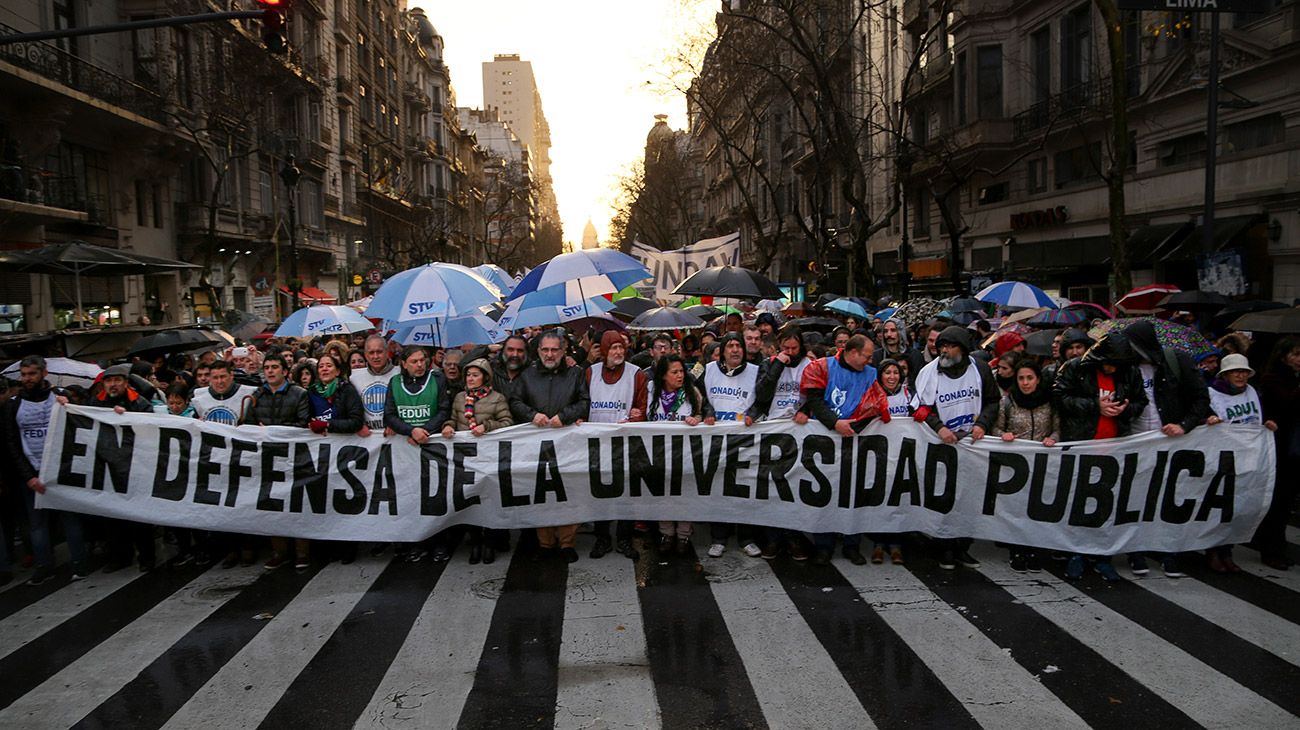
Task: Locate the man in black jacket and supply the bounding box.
[87,363,157,572]
[509,329,590,562]
[249,355,311,428]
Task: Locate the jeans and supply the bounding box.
[813,533,861,550]
[25,487,88,569]
[709,523,758,545]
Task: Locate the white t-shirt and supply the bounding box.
[587,363,639,424]
[1209,385,1264,425]
[192,384,258,425]
[912,358,984,434]
[349,364,397,431]
[704,361,758,422]
[1135,363,1162,433]
[885,386,912,420]
[766,358,810,420]
[17,395,53,471]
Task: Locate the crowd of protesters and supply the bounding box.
[0,305,1295,587]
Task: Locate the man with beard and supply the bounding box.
[86,363,157,572]
[911,326,1000,570]
[703,332,763,558]
[493,334,531,402]
[872,318,922,386]
[510,330,591,563]
[348,334,398,433]
[751,325,814,561]
[3,356,90,583]
[586,330,648,560]
[1043,328,1093,384]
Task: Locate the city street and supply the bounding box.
[1,529,1297,729]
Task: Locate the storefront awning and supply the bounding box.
[277,286,337,305]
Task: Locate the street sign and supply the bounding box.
[1117,0,1274,12]
[352,274,363,286]
[367,269,382,284]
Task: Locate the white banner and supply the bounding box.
[37,404,1274,554]
[629,233,741,301]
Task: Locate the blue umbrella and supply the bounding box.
[365,263,503,325]
[496,292,616,330]
[390,311,505,347]
[824,298,870,319]
[508,249,651,306]
[975,281,1059,309]
[471,264,515,296]
[876,306,898,320]
[275,305,374,338]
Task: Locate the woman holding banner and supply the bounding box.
[308,353,368,565]
[647,353,714,555]
[443,358,513,564]
[867,359,911,565]
[992,360,1060,573]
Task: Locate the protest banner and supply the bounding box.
[629,233,741,301]
[38,404,1273,555]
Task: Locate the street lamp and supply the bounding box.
[279,155,302,311]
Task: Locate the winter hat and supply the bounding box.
[462,357,494,382]
[934,325,971,355]
[103,363,133,379]
[600,329,625,354]
[1217,353,1254,377]
[993,332,1026,357]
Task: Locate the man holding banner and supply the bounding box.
[348,334,398,433]
[704,332,762,559]
[383,346,452,562]
[586,330,647,560]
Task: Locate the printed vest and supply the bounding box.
[390,373,439,426]
[932,364,984,433]
[192,384,257,425]
[17,395,53,470]
[767,359,810,420]
[349,366,395,430]
[588,363,638,423]
[1209,385,1263,426]
[704,361,758,421]
[825,357,876,419]
[886,387,912,420]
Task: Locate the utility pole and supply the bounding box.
[280,156,303,311]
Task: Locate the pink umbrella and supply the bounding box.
[1115,285,1181,315]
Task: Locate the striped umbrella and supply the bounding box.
[1115,284,1181,315]
[974,281,1059,309]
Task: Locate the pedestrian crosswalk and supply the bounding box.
[0,531,1297,730]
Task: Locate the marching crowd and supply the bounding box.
[1,309,1296,588]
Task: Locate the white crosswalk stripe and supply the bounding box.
[0,568,141,659]
[1134,574,1300,665]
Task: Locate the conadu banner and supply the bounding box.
[629,233,740,301]
[38,404,1275,554]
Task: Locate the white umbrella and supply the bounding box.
[496,294,617,331]
[2,357,102,388]
[275,305,375,338]
[365,263,502,325]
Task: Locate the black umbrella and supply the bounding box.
[1158,291,1230,311]
[611,297,658,320]
[1212,300,1287,331]
[684,304,724,320]
[627,306,706,332]
[814,293,844,309]
[223,311,271,342]
[671,265,784,300]
[1229,306,1300,334]
[788,316,843,332]
[1023,329,1062,358]
[127,327,234,359]
[948,297,986,313]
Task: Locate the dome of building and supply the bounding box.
[408,8,438,48]
[646,114,674,146]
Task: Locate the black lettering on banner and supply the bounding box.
[855,435,889,508]
[452,443,480,512]
[1142,451,1169,522]
[534,440,566,504]
[1115,453,1142,525]
[799,434,834,508]
[669,434,684,496]
[837,437,853,509]
[153,428,191,501]
[756,433,798,503]
[589,437,624,499]
[982,452,1028,516]
[92,423,134,493]
[56,412,92,488]
[629,435,666,498]
[370,444,398,515]
[227,439,258,508]
[923,443,958,514]
[1196,451,1235,523]
[497,441,529,507]
[1028,452,1072,523]
[291,443,331,514]
[1161,450,1203,525]
[421,442,451,516]
[194,432,226,506]
[689,434,725,496]
[887,438,921,507]
[1068,455,1118,528]
[723,434,754,499]
[258,442,290,512]
[333,445,368,515]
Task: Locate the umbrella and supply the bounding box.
[947,297,986,313]
[366,263,503,325]
[611,297,658,320]
[496,294,616,330]
[755,299,784,313]
[1024,308,1089,327]
[1066,301,1114,320]
[788,317,843,331]
[223,311,271,342]
[1088,317,1215,358]
[684,304,725,320]
[509,249,651,307]
[1004,307,1050,325]
[1158,290,1229,311]
[344,295,373,313]
[891,298,944,329]
[126,327,234,359]
[390,311,506,347]
[975,281,1059,309]
[814,293,843,309]
[1212,300,1287,331]
[782,301,815,317]
[2,357,102,388]
[938,310,983,326]
[1115,284,1181,315]
[627,306,706,332]
[0,240,200,323]
[470,264,515,296]
[876,306,898,321]
[276,305,376,338]
[1228,306,1300,334]
[824,298,870,319]
[1023,329,1063,357]
[671,265,784,300]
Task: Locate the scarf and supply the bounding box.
[996,373,1016,392]
[1211,378,1245,396]
[1009,381,1052,410]
[312,378,340,400]
[464,385,492,429]
[657,387,685,420]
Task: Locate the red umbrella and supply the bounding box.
[1115,284,1180,315]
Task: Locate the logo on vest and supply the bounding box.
[205,407,238,425]
[1225,401,1258,421]
[938,387,978,404]
[362,383,387,414]
[830,388,848,412]
[591,400,627,411]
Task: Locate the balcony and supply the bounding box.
[0,165,106,224]
[0,22,164,123]
[1013,80,1112,139]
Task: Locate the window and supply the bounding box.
[1054,143,1102,188]
[1031,27,1051,105]
[1158,133,1206,167]
[954,51,967,126]
[977,182,1008,206]
[151,183,163,226]
[1061,4,1092,97]
[1122,11,1141,97]
[309,102,321,142]
[976,45,1003,119]
[1222,114,1285,154]
[258,170,272,213]
[135,180,149,226]
[912,191,930,238]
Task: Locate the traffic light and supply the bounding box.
[257,0,288,54]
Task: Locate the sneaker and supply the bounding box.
[707,543,725,558]
[938,551,956,570]
[294,556,311,571]
[1065,555,1085,580]
[742,542,763,558]
[1128,555,1149,576]
[890,547,905,565]
[616,539,640,561]
[1208,553,1228,574]
[788,540,809,562]
[72,562,90,581]
[1161,557,1185,578]
[561,547,579,564]
[432,546,450,563]
[26,566,53,586]
[173,553,195,568]
[1223,557,1243,573]
[676,537,692,556]
[956,551,980,568]
[589,536,613,559]
[220,553,240,570]
[1094,561,1122,583]
[811,548,832,566]
[405,549,428,563]
[843,546,867,566]
[1009,555,1029,573]
[871,546,885,564]
[659,535,676,553]
[1026,553,1042,573]
[263,555,287,570]
[760,542,779,560]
